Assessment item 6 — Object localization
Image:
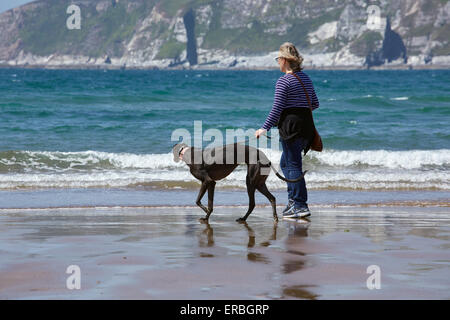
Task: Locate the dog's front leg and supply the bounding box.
[198,180,216,222]
[196,182,209,218]
[204,181,216,220]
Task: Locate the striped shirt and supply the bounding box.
[262,71,319,131]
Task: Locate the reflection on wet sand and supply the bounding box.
[282,285,319,300]
[198,220,215,248]
[244,222,272,264]
[0,206,448,299]
[280,220,320,299]
[195,216,319,299]
[282,220,309,275]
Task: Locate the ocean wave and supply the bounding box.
[308,149,450,169]
[0,150,184,172]
[390,97,409,101]
[1,149,448,172]
[0,149,449,191]
[0,169,448,191]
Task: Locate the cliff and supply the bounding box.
[0,0,449,69]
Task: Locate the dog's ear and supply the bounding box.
[172,143,187,163]
[172,143,181,162]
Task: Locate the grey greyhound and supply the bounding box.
[172,142,307,222]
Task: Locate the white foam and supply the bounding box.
[0,166,448,191]
[307,149,450,169]
[1,149,449,190]
[4,149,449,171]
[0,150,185,171]
[391,97,409,100]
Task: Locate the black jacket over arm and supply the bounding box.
[277,107,315,155]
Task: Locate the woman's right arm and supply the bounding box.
[261,77,288,131]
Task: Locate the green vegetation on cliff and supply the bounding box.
[19,1,149,57]
[0,0,447,65]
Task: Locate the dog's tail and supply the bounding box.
[270,164,307,183]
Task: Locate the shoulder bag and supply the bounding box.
[291,73,323,152]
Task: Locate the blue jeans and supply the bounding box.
[280,137,308,209]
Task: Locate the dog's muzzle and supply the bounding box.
[178,146,187,160]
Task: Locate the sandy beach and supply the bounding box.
[1,201,449,300]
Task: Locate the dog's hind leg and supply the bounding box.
[256,183,278,222]
[236,176,256,223]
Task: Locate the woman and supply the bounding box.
[255,42,319,219]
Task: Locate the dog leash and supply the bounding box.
[237,132,271,145]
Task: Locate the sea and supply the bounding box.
[1,68,449,208]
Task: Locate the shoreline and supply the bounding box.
[0,200,449,212]
[0,188,448,210]
[1,64,449,71]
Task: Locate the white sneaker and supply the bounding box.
[283,207,311,219]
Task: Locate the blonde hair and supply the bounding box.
[278,42,303,71]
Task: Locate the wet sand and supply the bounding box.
[0,205,449,299]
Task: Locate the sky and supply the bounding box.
[0,0,34,13]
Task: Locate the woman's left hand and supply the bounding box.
[255,128,267,139]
